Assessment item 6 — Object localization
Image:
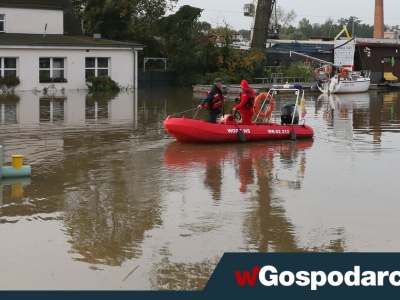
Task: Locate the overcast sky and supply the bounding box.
[172,0,399,31]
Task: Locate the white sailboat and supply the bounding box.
[316,68,371,94]
[291,27,371,94]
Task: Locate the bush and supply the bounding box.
[86,76,120,92]
[196,71,234,85]
[283,62,314,77]
[0,76,20,88]
[39,76,67,83]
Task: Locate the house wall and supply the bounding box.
[1,8,63,34]
[355,45,400,83]
[0,47,136,91]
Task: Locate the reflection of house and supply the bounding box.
[0,0,143,91]
[0,91,137,126]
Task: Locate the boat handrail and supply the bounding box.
[259,86,303,125]
[271,84,303,89]
[291,89,304,124]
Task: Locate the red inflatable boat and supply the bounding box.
[163,85,314,143]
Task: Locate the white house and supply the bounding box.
[0,0,143,91]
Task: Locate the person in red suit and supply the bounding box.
[232,79,255,125]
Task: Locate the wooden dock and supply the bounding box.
[193,82,317,95]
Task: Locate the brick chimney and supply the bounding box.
[373,0,384,39]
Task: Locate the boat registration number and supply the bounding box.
[227,129,251,134]
[268,129,290,134]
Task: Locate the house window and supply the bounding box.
[0,57,17,77]
[85,57,109,79]
[0,15,4,32]
[39,58,66,82]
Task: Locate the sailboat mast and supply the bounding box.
[290,51,341,68]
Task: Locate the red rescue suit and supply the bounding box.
[234,80,255,125]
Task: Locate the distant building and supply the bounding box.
[384,30,400,40]
[355,37,400,83]
[265,39,334,67]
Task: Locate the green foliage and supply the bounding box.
[283,62,314,77]
[195,71,233,85]
[40,77,67,83]
[83,0,178,40]
[0,76,20,88]
[86,76,120,93]
[71,0,85,24]
[281,16,374,39]
[156,5,205,86]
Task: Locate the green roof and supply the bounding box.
[0,33,143,48]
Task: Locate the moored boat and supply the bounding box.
[163,85,314,143]
[317,68,371,94]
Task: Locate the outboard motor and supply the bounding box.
[281,104,299,125]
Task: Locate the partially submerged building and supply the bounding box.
[0,0,143,91]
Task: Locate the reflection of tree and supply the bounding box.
[62,132,163,266]
[164,140,345,262]
[161,141,347,290]
[0,91,172,269]
[154,257,220,290]
[240,141,347,253]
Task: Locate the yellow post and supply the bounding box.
[11,155,23,169]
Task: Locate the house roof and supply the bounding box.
[0,0,82,35]
[0,33,144,49]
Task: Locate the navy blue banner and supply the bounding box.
[3,253,400,299]
[205,252,400,299]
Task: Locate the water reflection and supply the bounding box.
[0,90,137,126]
[0,177,31,209]
[1,88,400,290]
[164,140,313,195]
[315,91,400,147]
[163,139,348,257]
[317,92,370,141]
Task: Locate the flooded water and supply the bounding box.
[1,87,400,290]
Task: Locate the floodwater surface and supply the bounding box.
[0,87,400,290]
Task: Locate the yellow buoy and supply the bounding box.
[11,155,23,169]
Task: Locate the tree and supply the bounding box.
[156,5,209,85]
[297,18,313,39]
[270,5,296,29]
[337,16,361,37]
[335,16,374,38]
[82,0,178,40]
[318,17,339,37]
[251,0,274,49]
[71,0,86,24]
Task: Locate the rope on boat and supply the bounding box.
[193,108,200,119]
[170,107,198,117]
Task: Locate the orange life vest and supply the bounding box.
[204,88,223,110]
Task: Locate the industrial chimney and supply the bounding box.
[373,0,384,39]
